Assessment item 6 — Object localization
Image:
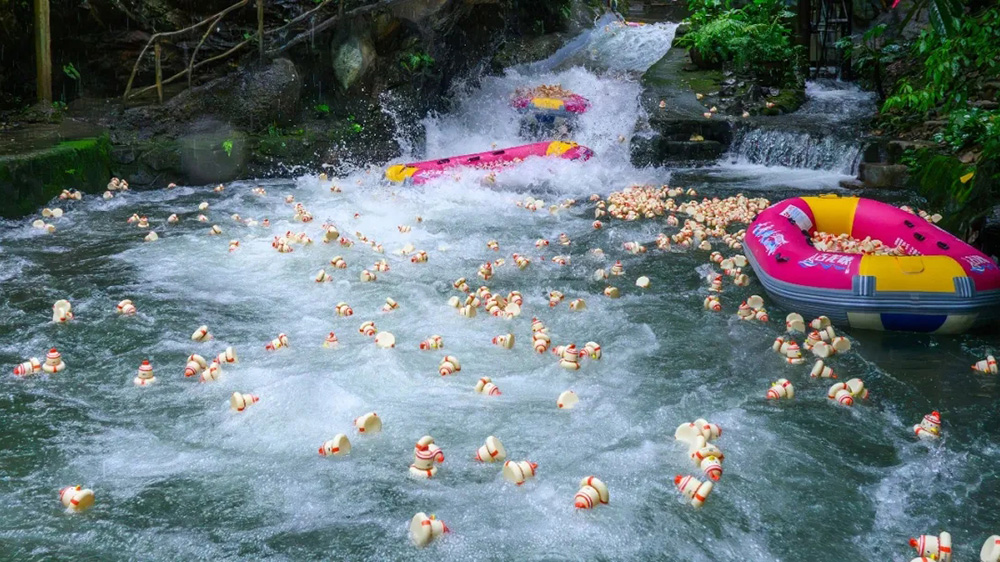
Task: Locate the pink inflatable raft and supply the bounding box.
[512,93,591,118]
[385,141,594,185]
[744,195,1000,333]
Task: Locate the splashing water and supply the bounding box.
[1,17,998,562]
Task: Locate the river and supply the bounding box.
[1,15,998,562]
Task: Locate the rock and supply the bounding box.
[332,32,376,91]
[858,162,909,188]
[230,58,302,128]
[150,58,302,132]
[839,178,864,189]
[0,136,112,218]
[980,205,1000,262]
[971,100,999,110]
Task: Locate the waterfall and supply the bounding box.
[723,80,876,174]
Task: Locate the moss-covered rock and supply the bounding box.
[0,136,111,218]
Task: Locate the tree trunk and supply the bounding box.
[34,0,52,102]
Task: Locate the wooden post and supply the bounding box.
[258,0,265,61]
[34,0,52,102]
[154,40,164,104]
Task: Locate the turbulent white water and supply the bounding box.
[2,17,999,562]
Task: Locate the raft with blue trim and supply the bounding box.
[744,195,1000,333]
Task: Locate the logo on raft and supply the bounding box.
[750,221,788,256]
[962,254,1000,274]
[779,205,813,231]
[798,252,855,272]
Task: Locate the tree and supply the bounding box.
[34,0,51,102]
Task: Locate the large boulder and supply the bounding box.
[227,58,302,129]
[148,57,302,132]
[332,31,376,91]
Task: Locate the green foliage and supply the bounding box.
[934,108,1000,152]
[400,52,435,73]
[51,101,67,111]
[222,139,234,157]
[883,8,1000,116]
[314,103,331,116]
[899,0,964,37]
[678,0,802,87]
[909,146,999,239]
[346,114,362,134]
[62,63,80,81]
[837,24,905,100]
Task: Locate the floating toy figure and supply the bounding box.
[265,333,289,351]
[420,335,444,350]
[216,347,237,364]
[439,355,461,376]
[354,412,381,433]
[336,302,353,316]
[475,436,507,463]
[52,300,73,323]
[133,360,156,386]
[913,411,941,441]
[604,286,621,299]
[557,390,579,409]
[191,325,212,342]
[583,342,602,360]
[766,379,794,400]
[810,359,836,379]
[13,357,42,376]
[973,355,997,374]
[323,332,339,348]
[184,354,207,378]
[474,377,501,396]
[827,378,869,407]
[200,360,223,383]
[230,392,259,412]
[569,298,587,311]
[315,269,332,283]
[674,474,712,508]
[982,535,1000,562]
[410,435,445,478]
[42,348,66,373]
[492,333,515,349]
[375,332,396,348]
[575,476,609,509]
[502,460,538,485]
[116,299,137,315]
[410,513,448,547]
[559,344,581,370]
[909,531,952,562]
[59,486,95,512]
[636,276,651,288]
[359,321,377,337]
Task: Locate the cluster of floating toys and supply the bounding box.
[27,169,992,550]
[14,347,66,376]
[735,294,768,322]
[810,231,913,256]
